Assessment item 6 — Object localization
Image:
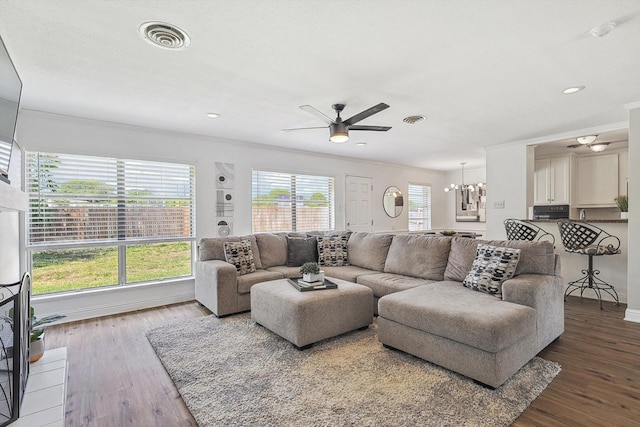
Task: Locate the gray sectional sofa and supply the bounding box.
[195,231,564,387]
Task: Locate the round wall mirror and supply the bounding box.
[383,186,404,218]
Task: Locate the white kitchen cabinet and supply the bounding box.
[575,153,619,207]
[534,156,570,205]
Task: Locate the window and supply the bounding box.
[252,170,334,232]
[408,183,431,231]
[26,152,195,295]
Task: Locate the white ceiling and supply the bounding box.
[1,0,639,171]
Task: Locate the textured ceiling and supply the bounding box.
[1,0,639,171]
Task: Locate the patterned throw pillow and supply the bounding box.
[463,244,520,296]
[317,235,350,267]
[224,239,256,275]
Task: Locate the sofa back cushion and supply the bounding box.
[347,232,394,271]
[198,236,240,262]
[256,233,288,268]
[384,235,451,280]
[444,237,556,282]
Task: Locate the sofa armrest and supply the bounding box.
[195,260,238,317]
[502,274,564,349]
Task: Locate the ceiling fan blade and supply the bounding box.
[343,103,390,126]
[349,125,392,132]
[282,126,328,132]
[299,105,335,125]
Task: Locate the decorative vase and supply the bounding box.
[621,212,629,220]
[303,271,324,283]
[30,334,45,363]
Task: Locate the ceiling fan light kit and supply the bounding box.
[329,121,349,143]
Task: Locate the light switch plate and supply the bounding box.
[494,200,505,209]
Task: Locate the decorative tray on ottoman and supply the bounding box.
[287,277,338,292]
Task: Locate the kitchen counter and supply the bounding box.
[527,219,627,223]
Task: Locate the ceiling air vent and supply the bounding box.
[403,115,426,124]
[139,22,191,50]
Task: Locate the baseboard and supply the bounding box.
[32,278,196,323]
[624,308,640,323]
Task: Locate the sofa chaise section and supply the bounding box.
[377,239,563,388]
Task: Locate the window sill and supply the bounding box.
[31,277,195,323]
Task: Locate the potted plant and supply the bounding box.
[29,308,65,362]
[299,262,324,283]
[615,195,628,219]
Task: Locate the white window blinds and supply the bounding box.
[408,183,431,231]
[252,170,334,232]
[26,152,195,247]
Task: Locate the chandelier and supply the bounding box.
[444,162,485,193]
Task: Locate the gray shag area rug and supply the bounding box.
[147,313,560,427]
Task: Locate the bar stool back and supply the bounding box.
[503,219,555,245]
[557,220,620,309]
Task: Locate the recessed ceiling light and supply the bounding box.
[403,115,426,124]
[561,86,585,95]
[356,142,367,146]
[139,21,191,50]
[206,112,220,118]
[591,22,616,38]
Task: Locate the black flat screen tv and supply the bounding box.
[0,35,22,181]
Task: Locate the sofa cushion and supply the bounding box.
[383,235,451,280]
[236,270,284,294]
[356,273,435,298]
[320,265,378,282]
[265,265,303,278]
[347,232,394,271]
[286,236,318,266]
[462,244,520,296]
[378,282,536,353]
[198,236,240,261]
[318,235,350,267]
[224,239,257,275]
[444,237,556,281]
[256,233,288,268]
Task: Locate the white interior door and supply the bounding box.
[345,175,373,232]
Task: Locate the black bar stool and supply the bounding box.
[503,218,555,245]
[557,220,620,309]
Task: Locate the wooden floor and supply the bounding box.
[46,296,640,426]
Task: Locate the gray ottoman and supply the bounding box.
[251,278,373,349]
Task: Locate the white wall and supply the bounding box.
[18,109,449,321]
[485,144,531,239]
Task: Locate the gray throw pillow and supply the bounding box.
[286,236,318,266]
